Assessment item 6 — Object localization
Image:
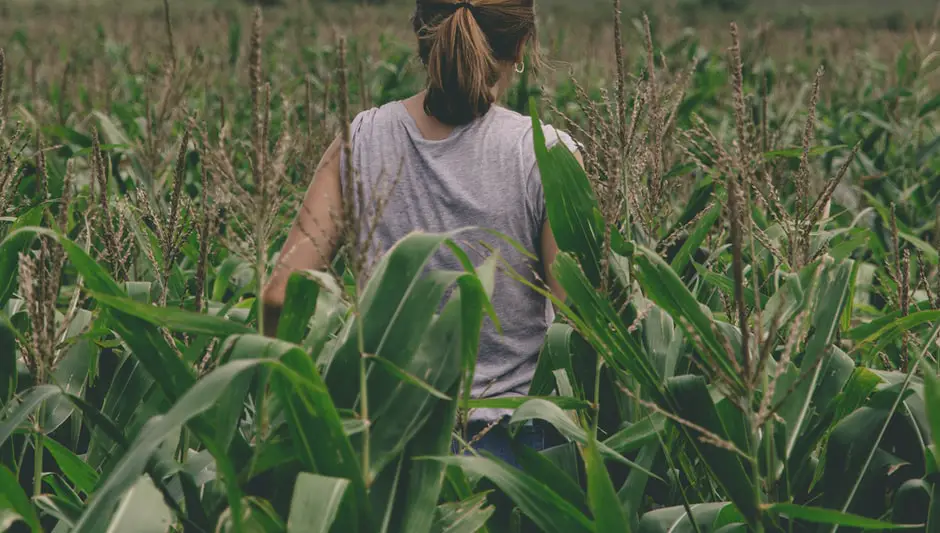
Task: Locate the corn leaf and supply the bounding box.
[434,455,595,533]
[286,473,349,533]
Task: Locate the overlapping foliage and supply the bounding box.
[1,0,939,532]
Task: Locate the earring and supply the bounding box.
[514,62,525,74]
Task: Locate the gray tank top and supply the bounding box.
[342,101,576,422]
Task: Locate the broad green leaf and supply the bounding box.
[32,494,81,528]
[90,291,253,337]
[765,503,921,529]
[847,301,935,342]
[892,479,931,526]
[510,399,659,477]
[42,312,95,433]
[286,474,349,533]
[923,363,940,466]
[853,310,940,357]
[70,360,273,532]
[323,232,459,409]
[0,385,61,447]
[0,465,41,532]
[530,98,604,286]
[635,247,744,392]
[398,384,461,533]
[365,254,493,479]
[86,357,153,469]
[468,396,591,411]
[44,437,99,495]
[618,443,658,532]
[665,376,759,526]
[529,324,583,398]
[784,259,853,458]
[0,206,44,307]
[435,455,594,533]
[367,355,451,400]
[0,314,16,404]
[671,202,720,273]
[511,440,587,515]
[430,494,494,533]
[270,349,373,532]
[603,415,665,454]
[694,263,769,308]
[105,476,173,533]
[276,270,325,343]
[552,253,665,400]
[637,503,728,533]
[584,430,631,533]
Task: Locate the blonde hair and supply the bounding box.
[412,0,536,125]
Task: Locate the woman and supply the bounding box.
[262,0,581,464]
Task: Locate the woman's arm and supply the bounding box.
[539,149,585,305]
[261,136,344,337]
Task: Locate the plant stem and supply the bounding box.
[355,284,371,486]
[33,403,44,498]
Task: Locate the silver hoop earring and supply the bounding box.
[514,62,525,74]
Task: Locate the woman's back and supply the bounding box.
[344,101,575,421]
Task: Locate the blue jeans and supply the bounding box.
[454,418,547,468]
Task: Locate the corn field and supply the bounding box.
[1,0,940,531]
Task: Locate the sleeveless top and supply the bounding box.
[342,101,576,421]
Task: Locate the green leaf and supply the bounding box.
[286,473,349,533]
[105,476,174,533]
[671,202,720,273]
[898,232,939,265]
[276,270,325,343]
[398,384,461,533]
[434,456,595,533]
[919,92,940,117]
[618,443,658,532]
[923,365,940,467]
[70,360,271,532]
[637,503,728,533]
[0,314,16,404]
[511,440,587,514]
[783,260,853,458]
[694,263,769,308]
[0,206,45,307]
[0,385,61,447]
[552,253,664,400]
[90,291,253,337]
[635,247,744,391]
[270,349,373,532]
[665,376,759,526]
[467,396,591,411]
[603,415,665,454]
[323,232,458,409]
[44,437,99,495]
[430,494,494,533]
[530,98,605,287]
[763,144,848,160]
[352,248,493,479]
[765,503,921,529]
[584,430,631,532]
[367,355,451,400]
[510,399,659,477]
[0,465,41,532]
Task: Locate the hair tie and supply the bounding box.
[452,1,476,13]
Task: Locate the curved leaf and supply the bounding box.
[433,455,595,533]
[286,474,349,533]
